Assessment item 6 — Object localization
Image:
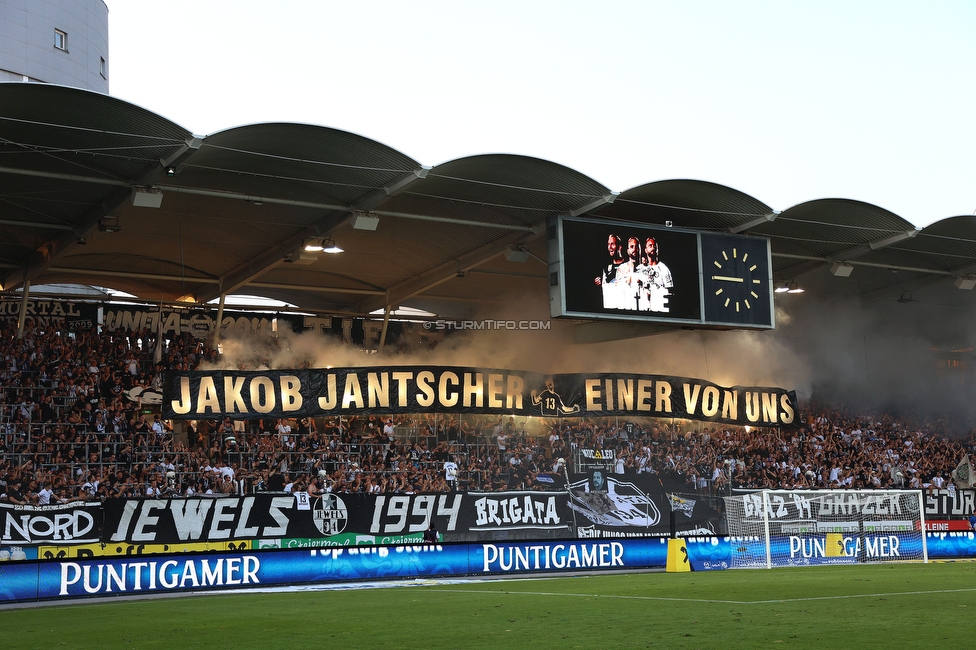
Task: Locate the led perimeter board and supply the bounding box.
[549,216,774,329]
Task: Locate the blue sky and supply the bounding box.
[107,0,975,227]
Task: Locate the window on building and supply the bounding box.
[54,29,67,51]
[100,57,106,78]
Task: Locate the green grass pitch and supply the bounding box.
[3,562,974,649]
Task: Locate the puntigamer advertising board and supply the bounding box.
[2,532,976,603]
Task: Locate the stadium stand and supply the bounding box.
[1,322,972,505]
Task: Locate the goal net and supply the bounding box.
[723,490,927,569]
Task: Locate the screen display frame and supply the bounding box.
[549,215,774,329]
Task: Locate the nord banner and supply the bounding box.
[163,366,798,427]
[0,502,102,544]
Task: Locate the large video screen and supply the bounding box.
[558,219,702,321]
[549,217,774,329]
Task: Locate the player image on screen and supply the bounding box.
[594,234,630,309]
[595,234,673,312]
[634,237,673,313]
[558,217,702,322]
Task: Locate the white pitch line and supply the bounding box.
[429,587,976,605]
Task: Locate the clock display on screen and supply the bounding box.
[701,234,772,327]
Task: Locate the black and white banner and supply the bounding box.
[0,502,102,544]
[100,484,722,544]
[102,493,572,544]
[103,307,305,340]
[0,300,96,331]
[568,473,721,538]
[162,366,798,428]
[924,489,976,518]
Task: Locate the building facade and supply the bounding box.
[0,0,109,93]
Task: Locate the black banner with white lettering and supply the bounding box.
[100,484,722,545]
[162,366,798,428]
[0,502,102,544]
[0,300,97,332]
[924,489,976,518]
[102,492,574,544]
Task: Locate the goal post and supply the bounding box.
[724,490,927,569]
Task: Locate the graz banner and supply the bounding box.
[0,502,102,544]
[163,366,798,428]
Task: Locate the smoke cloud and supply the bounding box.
[201,283,976,431]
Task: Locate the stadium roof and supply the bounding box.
[2,83,976,327]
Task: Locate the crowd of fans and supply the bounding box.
[1,321,974,507]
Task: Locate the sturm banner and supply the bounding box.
[924,489,976,518]
[162,366,798,428]
[4,486,722,548]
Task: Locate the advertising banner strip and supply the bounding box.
[163,366,798,427]
[2,532,974,603]
[24,539,668,602]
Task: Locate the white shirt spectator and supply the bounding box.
[444,461,458,482]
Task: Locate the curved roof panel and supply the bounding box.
[889,216,976,273]
[183,123,421,207]
[410,154,611,227]
[595,179,772,230]
[760,199,916,260]
[0,83,191,182]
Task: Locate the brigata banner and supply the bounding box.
[162,366,798,427]
[0,502,102,544]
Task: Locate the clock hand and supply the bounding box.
[711,275,744,283]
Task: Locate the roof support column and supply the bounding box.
[378,304,392,351]
[212,293,226,348]
[15,280,30,340]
